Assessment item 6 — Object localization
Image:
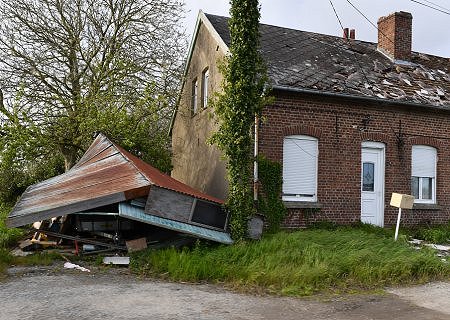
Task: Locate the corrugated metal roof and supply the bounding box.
[115,144,224,204]
[7,134,223,227]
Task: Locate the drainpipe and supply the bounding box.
[254,115,259,204]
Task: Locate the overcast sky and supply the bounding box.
[184,0,450,57]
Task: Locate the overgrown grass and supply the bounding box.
[131,228,449,296]
[0,204,23,248]
[0,248,62,280]
[406,223,450,244]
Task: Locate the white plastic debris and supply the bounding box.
[103,256,130,265]
[64,262,91,272]
[424,244,450,251]
[408,239,423,245]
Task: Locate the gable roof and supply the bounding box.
[7,133,223,227]
[205,13,450,109]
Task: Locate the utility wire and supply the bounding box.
[421,0,450,12]
[345,0,396,47]
[329,0,371,86]
[409,0,450,15]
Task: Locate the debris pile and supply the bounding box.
[8,134,232,260]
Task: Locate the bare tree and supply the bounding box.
[0,0,186,170]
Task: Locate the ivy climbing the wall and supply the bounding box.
[258,155,287,233]
[210,0,268,240]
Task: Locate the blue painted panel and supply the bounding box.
[119,203,233,245]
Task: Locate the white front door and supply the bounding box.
[361,142,385,227]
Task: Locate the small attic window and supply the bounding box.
[201,68,209,108]
[191,78,198,115]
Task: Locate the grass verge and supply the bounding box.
[130,228,449,296]
[406,223,450,244]
[0,249,62,280]
[1,204,61,279]
[0,204,23,248]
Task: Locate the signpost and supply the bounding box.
[390,193,415,241]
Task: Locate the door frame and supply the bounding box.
[361,141,385,227]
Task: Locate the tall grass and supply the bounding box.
[407,223,450,244]
[131,228,449,296]
[0,204,23,248]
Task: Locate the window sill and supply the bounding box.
[283,201,322,209]
[412,203,441,210]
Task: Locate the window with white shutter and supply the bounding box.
[411,145,436,203]
[282,135,318,202]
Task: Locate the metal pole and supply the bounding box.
[253,115,259,203]
[394,207,402,241]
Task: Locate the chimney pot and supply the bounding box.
[377,11,413,61]
[350,29,355,40]
[343,28,349,39]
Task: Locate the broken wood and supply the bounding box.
[32,228,126,250]
[126,237,148,253]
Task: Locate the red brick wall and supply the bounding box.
[377,11,412,61]
[259,90,450,228]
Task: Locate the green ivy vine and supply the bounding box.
[258,155,287,233]
[210,0,268,240]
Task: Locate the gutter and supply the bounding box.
[271,85,450,112]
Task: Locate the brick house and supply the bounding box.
[171,11,450,228]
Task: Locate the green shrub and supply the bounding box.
[0,204,23,248]
[408,224,450,244]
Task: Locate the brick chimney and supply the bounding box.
[343,28,355,40]
[377,11,412,61]
[343,28,349,39]
[349,29,355,40]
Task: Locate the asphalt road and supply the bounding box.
[0,266,448,320]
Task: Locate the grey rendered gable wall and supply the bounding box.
[171,13,229,200]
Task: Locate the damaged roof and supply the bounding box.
[205,13,450,108]
[7,134,223,227]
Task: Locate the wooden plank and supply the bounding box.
[31,229,127,250]
[145,186,194,223]
[126,237,148,253]
[124,186,151,200]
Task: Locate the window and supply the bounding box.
[201,68,209,108]
[411,145,436,203]
[191,78,198,114]
[362,162,375,192]
[282,135,318,202]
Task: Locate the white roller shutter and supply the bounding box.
[412,145,436,177]
[283,135,318,201]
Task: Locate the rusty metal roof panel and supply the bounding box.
[115,144,224,204]
[7,134,223,227]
